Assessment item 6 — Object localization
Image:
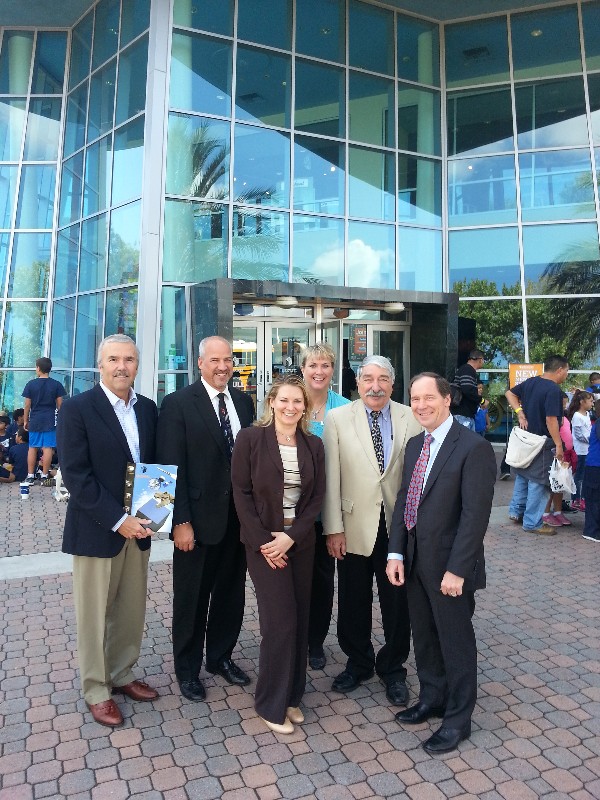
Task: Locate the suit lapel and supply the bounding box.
[420,420,461,502]
[266,424,284,475]
[192,380,230,461]
[353,401,381,476]
[90,384,133,462]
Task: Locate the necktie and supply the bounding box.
[370,410,385,474]
[217,393,235,457]
[404,433,432,531]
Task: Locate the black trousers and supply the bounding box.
[172,503,246,682]
[583,466,600,539]
[308,521,335,652]
[337,510,410,683]
[408,540,477,730]
[246,539,315,725]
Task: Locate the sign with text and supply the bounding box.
[509,363,543,388]
[349,324,367,360]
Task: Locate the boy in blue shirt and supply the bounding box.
[22,357,66,486]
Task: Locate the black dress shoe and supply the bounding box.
[308,647,326,670]
[385,679,409,707]
[206,659,251,686]
[331,669,372,693]
[179,679,206,702]
[422,723,471,754]
[395,701,445,725]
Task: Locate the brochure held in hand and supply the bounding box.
[124,463,178,532]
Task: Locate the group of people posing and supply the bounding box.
[58,333,497,756]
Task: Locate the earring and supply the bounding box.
[270,407,274,418]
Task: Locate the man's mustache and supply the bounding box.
[366,389,387,397]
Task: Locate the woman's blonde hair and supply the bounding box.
[300,342,336,369]
[256,374,311,435]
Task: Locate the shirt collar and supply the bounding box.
[363,400,391,420]
[201,376,231,402]
[427,412,453,442]
[100,380,137,409]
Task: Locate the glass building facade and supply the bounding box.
[0,0,599,408]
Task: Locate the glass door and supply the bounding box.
[266,322,314,396]
[321,320,342,394]
[370,327,409,404]
[232,324,262,410]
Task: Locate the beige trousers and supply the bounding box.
[72,539,150,704]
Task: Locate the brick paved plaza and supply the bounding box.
[1,462,600,800]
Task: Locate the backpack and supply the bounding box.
[450,381,462,408]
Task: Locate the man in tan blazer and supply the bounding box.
[323,355,422,705]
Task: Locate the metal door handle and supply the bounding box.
[267,371,271,383]
[258,370,263,385]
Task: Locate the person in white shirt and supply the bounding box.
[569,390,593,510]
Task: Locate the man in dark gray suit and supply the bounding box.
[157,336,254,702]
[387,372,496,753]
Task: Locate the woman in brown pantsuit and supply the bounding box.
[232,375,325,734]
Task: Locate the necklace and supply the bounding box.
[311,400,327,420]
[275,427,293,443]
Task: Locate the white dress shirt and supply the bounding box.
[201,377,242,438]
[389,412,454,561]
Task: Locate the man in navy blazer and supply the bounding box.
[387,372,496,754]
[58,335,159,727]
[157,336,254,702]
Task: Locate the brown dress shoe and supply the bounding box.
[113,680,158,701]
[88,699,123,727]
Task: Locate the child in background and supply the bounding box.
[543,392,575,527]
[8,427,29,482]
[6,408,24,447]
[569,390,593,511]
[475,382,490,437]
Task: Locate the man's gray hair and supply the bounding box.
[198,336,232,358]
[97,334,140,365]
[357,355,395,383]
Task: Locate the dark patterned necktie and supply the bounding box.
[370,410,385,474]
[217,393,235,457]
[404,433,432,531]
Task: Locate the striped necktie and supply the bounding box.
[217,393,235,457]
[404,433,432,531]
[370,410,385,474]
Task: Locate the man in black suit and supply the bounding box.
[58,335,159,727]
[387,372,496,753]
[157,336,254,701]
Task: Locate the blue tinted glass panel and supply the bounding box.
[69,13,93,90]
[32,32,67,94]
[347,221,395,288]
[55,224,80,297]
[72,372,97,394]
[112,117,144,205]
[398,84,440,156]
[0,233,9,291]
[16,166,55,229]
[515,78,588,150]
[231,208,289,281]
[295,60,344,138]
[349,0,393,75]
[458,298,524,367]
[349,72,394,148]
[163,199,227,282]
[527,297,600,369]
[23,98,62,161]
[0,369,37,411]
[398,227,442,291]
[59,152,84,227]
[105,287,137,338]
[0,165,18,228]
[293,135,344,215]
[74,292,104,368]
[348,146,395,222]
[449,227,520,295]
[587,73,600,146]
[295,0,344,63]
[122,0,151,44]
[523,222,600,293]
[445,18,509,89]
[520,150,595,223]
[398,155,441,226]
[157,373,189,406]
[80,213,107,291]
[583,2,600,72]
[398,15,440,86]
[64,83,88,158]
[511,7,581,81]
[237,0,291,50]
[115,36,148,125]
[92,0,120,69]
[293,215,343,285]
[166,113,229,199]
[50,297,76,368]
[447,88,514,157]
[235,46,290,128]
[170,33,232,117]
[0,32,33,94]
[173,0,232,36]
[233,125,289,208]
[0,99,27,161]
[87,59,116,141]
[83,135,112,217]
[448,155,516,227]
[8,232,51,297]
[108,200,140,285]
[1,301,46,367]
[159,286,188,371]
